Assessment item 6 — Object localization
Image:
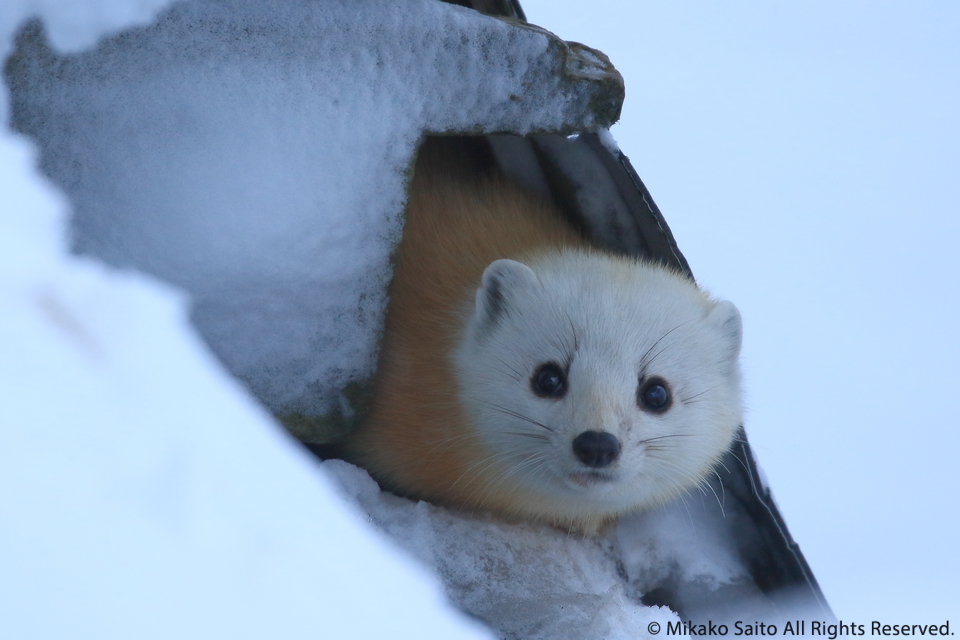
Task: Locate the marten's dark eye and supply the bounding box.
[638,376,671,413]
[531,362,567,399]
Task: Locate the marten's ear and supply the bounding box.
[473,259,538,330]
[705,299,743,365]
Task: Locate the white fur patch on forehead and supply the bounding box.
[526,252,711,334]
[464,249,742,382]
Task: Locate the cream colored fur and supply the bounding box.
[343,141,743,533]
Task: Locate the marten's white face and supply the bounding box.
[454,251,743,524]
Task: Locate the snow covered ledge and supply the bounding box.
[6,0,623,441]
[1,1,651,638]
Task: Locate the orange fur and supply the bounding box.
[343,140,591,521]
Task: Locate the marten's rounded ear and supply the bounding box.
[473,259,538,330]
[706,299,743,362]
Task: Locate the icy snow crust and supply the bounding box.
[8,0,621,425]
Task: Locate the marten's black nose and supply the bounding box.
[572,431,621,468]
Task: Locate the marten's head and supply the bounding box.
[453,249,743,528]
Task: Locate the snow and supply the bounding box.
[1,0,170,61]
[7,0,620,425]
[0,127,490,639]
[325,461,680,639]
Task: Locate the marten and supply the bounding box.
[342,138,743,534]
